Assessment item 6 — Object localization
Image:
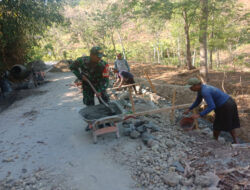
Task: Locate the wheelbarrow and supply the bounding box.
[79,101,135,143]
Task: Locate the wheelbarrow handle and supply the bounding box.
[124,115,136,120]
[81,73,109,107]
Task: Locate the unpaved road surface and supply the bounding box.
[0,72,137,190]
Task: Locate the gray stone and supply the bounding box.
[118,92,129,100]
[180,177,194,186]
[151,142,159,151]
[146,139,155,148]
[195,173,220,188]
[165,139,175,148]
[136,126,146,133]
[134,120,147,127]
[162,172,181,187]
[123,128,132,136]
[144,122,160,132]
[171,161,185,173]
[130,130,140,139]
[141,132,155,144]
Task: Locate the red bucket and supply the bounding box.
[180,117,194,131]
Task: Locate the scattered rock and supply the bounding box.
[195,172,220,188]
[141,132,155,144]
[144,122,160,132]
[181,177,194,186]
[2,158,14,163]
[130,130,140,139]
[134,120,147,127]
[136,125,146,133]
[162,172,182,187]
[118,92,130,100]
[171,161,185,173]
[123,128,132,136]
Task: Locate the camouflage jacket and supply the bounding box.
[69,56,109,92]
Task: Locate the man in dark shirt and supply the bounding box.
[113,68,137,94]
[184,77,240,144]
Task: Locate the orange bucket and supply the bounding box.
[180,117,194,131]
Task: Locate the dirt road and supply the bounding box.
[0,72,137,190]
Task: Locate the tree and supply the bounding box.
[199,0,209,81]
[0,0,63,70]
[172,0,199,70]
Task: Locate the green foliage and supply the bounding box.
[25,0,249,70]
[0,0,64,69]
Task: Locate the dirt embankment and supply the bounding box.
[131,63,250,142]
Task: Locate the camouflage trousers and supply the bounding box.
[82,89,109,106]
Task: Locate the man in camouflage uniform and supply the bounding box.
[69,46,110,106]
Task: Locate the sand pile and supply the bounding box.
[50,60,72,72]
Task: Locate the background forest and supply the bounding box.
[0,0,249,80]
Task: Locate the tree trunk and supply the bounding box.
[192,49,196,67]
[117,30,126,59]
[111,31,116,54]
[157,46,160,64]
[160,46,163,58]
[209,49,213,70]
[156,34,161,64]
[209,12,214,70]
[216,49,220,68]
[153,46,156,62]
[166,47,170,65]
[229,44,235,71]
[177,37,182,67]
[199,0,209,82]
[183,10,193,70]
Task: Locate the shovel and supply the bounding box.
[81,73,116,115]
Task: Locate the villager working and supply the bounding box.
[184,77,240,144]
[113,68,137,94]
[114,53,130,72]
[69,46,110,106]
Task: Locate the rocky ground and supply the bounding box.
[0,71,249,190]
[108,89,250,190]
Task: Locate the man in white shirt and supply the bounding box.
[114,53,130,72]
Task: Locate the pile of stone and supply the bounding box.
[50,60,72,72]
[109,86,250,190]
[26,60,48,71]
[122,119,160,148]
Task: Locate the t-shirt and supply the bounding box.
[118,71,134,79]
[189,84,230,116]
[114,59,130,72]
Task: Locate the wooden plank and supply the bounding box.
[129,87,135,113]
[108,82,141,90]
[232,143,250,149]
[193,108,199,129]
[91,103,191,125]
[126,103,190,117]
[144,70,157,93]
[171,89,177,123]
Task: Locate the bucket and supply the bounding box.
[180,117,194,131]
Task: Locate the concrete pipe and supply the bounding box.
[10,64,30,79]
